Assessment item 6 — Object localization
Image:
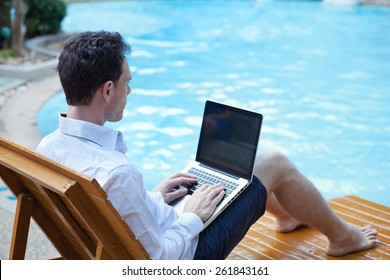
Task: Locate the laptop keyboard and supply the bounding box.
[174,167,239,196]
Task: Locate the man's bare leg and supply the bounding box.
[255,151,378,256]
[266,193,303,233]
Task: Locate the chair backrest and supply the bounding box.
[0,137,150,260]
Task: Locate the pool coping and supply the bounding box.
[0,33,74,81]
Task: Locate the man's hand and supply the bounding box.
[184,184,225,222]
[153,173,197,204]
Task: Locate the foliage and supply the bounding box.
[0,0,11,27]
[0,48,14,58]
[0,0,11,49]
[24,0,67,38]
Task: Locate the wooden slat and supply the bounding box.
[0,140,104,198]
[30,200,87,259]
[344,196,390,213]
[229,195,390,260]
[232,243,273,260]
[0,146,76,195]
[40,185,96,259]
[64,184,133,259]
[9,193,33,260]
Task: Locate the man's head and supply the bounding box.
[57,31,131,106]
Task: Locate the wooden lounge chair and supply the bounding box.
[0,137,150,260]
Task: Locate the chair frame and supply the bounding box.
[0,137,150,260]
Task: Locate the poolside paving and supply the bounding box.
[0,75,62,259]
[0,77,26,96]
[0,75,61,150]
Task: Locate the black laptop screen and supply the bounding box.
[196,101,263,180]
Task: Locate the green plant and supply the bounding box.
[24,0,67,38]
[0,48,14,58]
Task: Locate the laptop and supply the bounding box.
[171,100,263,228]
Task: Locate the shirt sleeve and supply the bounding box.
[101,165,204,260]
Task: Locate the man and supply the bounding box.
[37,31,377,260]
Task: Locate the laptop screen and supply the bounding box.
[196,100,263,180]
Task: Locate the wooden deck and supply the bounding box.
[228,195,390,260]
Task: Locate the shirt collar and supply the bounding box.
[58,113,128,153]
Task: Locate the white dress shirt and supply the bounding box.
[36,114,203,259]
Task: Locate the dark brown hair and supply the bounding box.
[57,31,131,106]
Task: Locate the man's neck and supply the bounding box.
[67,105,105,126]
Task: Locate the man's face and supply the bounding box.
[106,58,132,122]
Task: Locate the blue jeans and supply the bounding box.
[194,176,267,259]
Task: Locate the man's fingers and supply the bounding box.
[208,186,225,204]
[201,184,224,196]
[167,187,188,203]
[195,183,223,193]
[170,177,197,189]
[183,184,226,221]
[195,184,210,192]
[213,189,226,203]
[170,172,196,180]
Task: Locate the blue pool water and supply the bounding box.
[37,0,390,206]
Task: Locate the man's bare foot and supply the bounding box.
[274,215,305,233]
[327,225,378,257]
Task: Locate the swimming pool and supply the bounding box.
[37,0,390,206]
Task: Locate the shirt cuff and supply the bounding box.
[177,211,204,237]
[149,190,164,201]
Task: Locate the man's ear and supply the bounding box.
[102,81,114,102]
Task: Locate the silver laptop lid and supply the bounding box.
[196,100,263,181]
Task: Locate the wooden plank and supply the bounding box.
[0,146,76,195]
[231,243,273,260]
[66,182,150,260]
[0,163,28,199]
[73,179,150,259]
[330,197,390,226]
[343,196,390,214]
[30,198,87,259]
[246,226,323,259]
[0,139,105,198]
[9,193,33,260]
[65,184,135,259]
[228,196,390,260]
[41,186,97,258]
